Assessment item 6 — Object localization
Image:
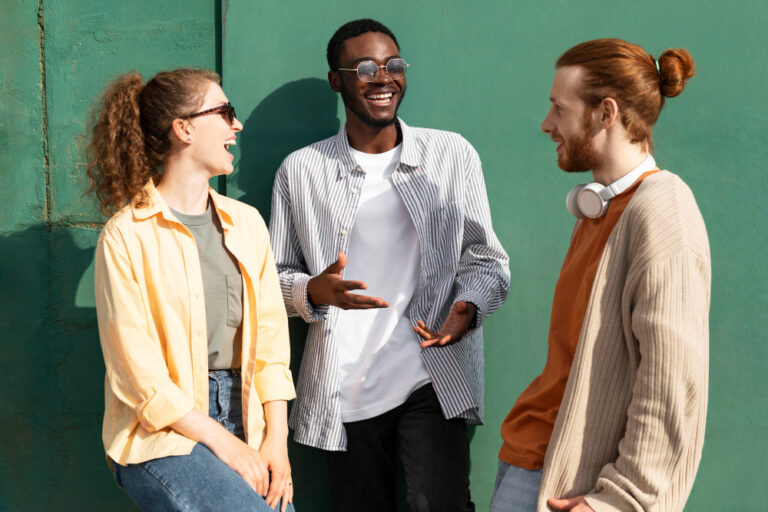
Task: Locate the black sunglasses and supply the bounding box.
[186,102,236,125]
[337,58,409,82]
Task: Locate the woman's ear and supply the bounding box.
[171,118,194,144]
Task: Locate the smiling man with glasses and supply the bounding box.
[268,18,509,512]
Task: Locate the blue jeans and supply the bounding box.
[114,369,295,512]
[489,459,542,512]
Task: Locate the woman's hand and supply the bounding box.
[211,431,271,496]
[261,400,293,512]
[170,408,270,495]
[260,434,293,511]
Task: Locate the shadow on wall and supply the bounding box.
[233,77,341,220]
[0,225,135,510]
[233,76,342,510]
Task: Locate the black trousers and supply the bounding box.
[327,384,474,512]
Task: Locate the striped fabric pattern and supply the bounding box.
[269,118,510,450]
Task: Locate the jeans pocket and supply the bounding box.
[225,274,243,328]
[113,462,125,490]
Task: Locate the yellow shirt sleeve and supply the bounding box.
[95,223,195,431]
[249,220,296,403]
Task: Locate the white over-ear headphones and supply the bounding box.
[566,156,657,219]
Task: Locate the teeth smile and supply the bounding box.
[366,92,393,101]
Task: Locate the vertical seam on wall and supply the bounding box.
[215,0,223,76]
[38,0,51,228]
[218,0,228,196]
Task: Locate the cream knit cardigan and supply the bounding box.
[537,171,711,512]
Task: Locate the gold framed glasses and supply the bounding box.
[337,58,409,82]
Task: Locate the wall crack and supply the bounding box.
[38,0,51,230]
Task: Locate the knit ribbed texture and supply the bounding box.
[537,171,710,512]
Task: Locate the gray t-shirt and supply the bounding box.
[170,200,243,369]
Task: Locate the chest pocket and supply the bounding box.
[226,274,244,328]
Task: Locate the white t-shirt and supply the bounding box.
[336,144,431,422]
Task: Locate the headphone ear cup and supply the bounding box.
[577,183,609,218]
[566,185,586,219]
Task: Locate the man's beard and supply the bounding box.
[559,111,601,173]
[340,86,406,128]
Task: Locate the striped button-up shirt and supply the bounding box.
[269,119,509,450]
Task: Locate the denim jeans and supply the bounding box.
[489,459,542,512]
[114,369,295,512]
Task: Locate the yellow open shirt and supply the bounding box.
[94,181,295,465]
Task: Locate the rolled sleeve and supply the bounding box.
[136,380,195,432]
[253,364,296,403]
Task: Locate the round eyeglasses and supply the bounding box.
[336,58,409,82]
[186,102,236,125]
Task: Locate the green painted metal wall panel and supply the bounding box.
[42,0,220,223]
[1,1,218,510]
[223,2,768,511]
[0,0,46,230]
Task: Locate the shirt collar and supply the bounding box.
[131,179,234,229]
[335,117,421,178]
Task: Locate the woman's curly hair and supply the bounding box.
[86,68,220,216]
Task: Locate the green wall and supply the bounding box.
[1,0,765,510]
[0,1,218,509]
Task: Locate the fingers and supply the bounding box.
[413,321,437,339]
[419,334,452,348]
[453,300,469,314]
[265,468,291,510]
[547,496,586,511]
[242,457,270,496]
[341,294,389,309]
[340,279,367,291]
[281,479,293,512]
[325,252,347,274]
[414,321,452,348]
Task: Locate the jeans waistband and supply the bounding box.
[208,368,240,376]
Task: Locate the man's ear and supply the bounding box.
[599,97,620,129]
[328,70,342,93]
[170,118,193,144]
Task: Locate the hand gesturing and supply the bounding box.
[414,301,477,348]
[307,252,389,310]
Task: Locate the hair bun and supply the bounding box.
[657,48,695,98]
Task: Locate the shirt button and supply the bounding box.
[351,188,358,194]
[340,228,348,236]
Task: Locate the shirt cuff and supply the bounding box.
[136,380,195,432]
[253,365,297,403]
[292,274,329,323]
